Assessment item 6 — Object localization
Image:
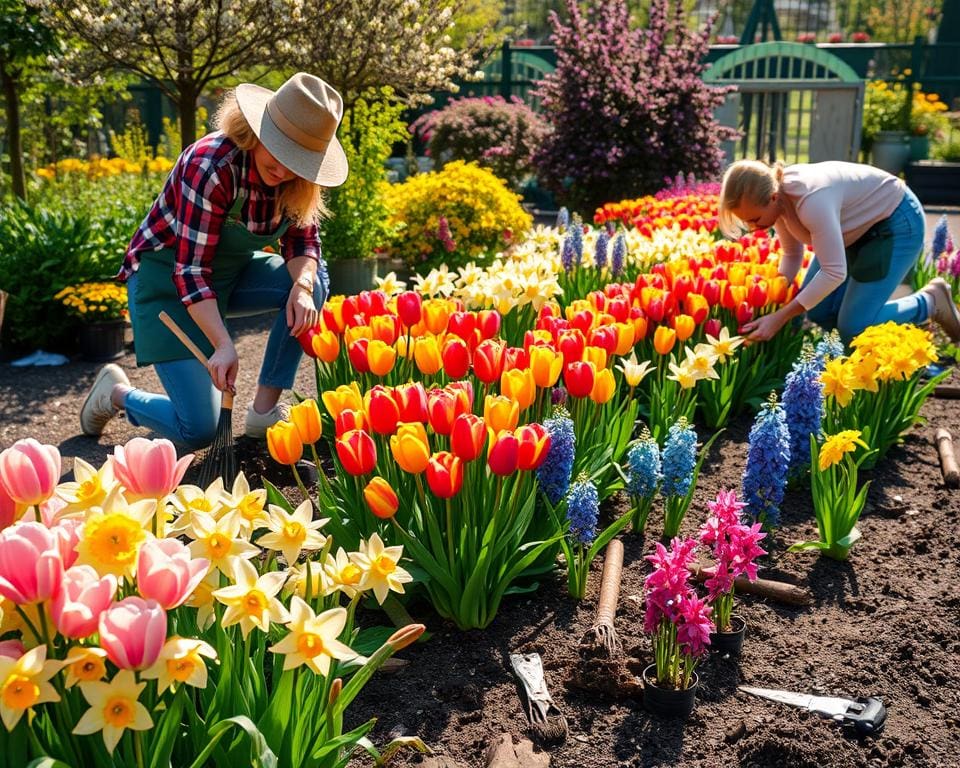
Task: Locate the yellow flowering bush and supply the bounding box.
[55,282,128,323]
[384,160,532,271]
[35,155,174,181]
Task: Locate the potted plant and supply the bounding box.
[908,88,949,160]
[697,489,767,656]
[862,80,911,174]
[642,537,713,718]
[54,281,129,362]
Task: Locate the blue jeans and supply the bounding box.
[124,253,328,449]
[803,189,927,343]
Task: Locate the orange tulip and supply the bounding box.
[366,339,397,377]
[500,368,536,410]
[528,345,562,388]
[632,315,649,342]
[363,477,399,519]
[267,420,303,466]
[654,326,677,356]
[483,394,520,434]
[684,293,709,325]
[413,334,443,375]
[673,314,695,343]
[390,423,430,474]
[290,399,322,444]
[321,382,363,420]
[370,315,399,346]
[590,368,616,404]
[311,330,340,363]
[422,299,451,335]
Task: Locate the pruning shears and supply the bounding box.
[739,686,887,736]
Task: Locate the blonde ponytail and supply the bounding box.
[718,159,782,239]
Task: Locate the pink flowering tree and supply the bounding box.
[644,537,713,690]
[533,0,736,212]
[698,489,767,633]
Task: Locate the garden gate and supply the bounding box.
[704,42,865,165]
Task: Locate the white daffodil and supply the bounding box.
[257,500,328,565]
[349,534,412,605]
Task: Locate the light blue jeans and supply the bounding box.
[124,253,328,449]
[803,189,927,343]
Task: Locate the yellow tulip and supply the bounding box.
[500,367,536,410]
[413,334,443,375]
[366,339,397,377]
[389,423,430,474]
[267,421,304,465]
[483,394,520,434]
[528,345,562,388]
[590,368,616,404]
[290,399,322,444]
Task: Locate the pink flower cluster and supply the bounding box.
[698,489,767,602]
[644,538,713,657]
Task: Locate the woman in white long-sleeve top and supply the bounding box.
[718,159,960,344]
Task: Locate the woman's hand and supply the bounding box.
[208,340,239,393]
[739,311,788,344]
[286,283,319,337]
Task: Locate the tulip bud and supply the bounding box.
[441,337,471,379]
[483,394,520,434]
[393,382,429,423]
[267,421,304,466]
[590,368,616,404]
[290,399,322,445]
[654,326,677,356]
[500,368,536,410]
[396,291,422,328]
[473,339,505,384]
[564,360,596,399]
[426,452,463,498]
[450,413,486,461]
[529,345,562,388]
[336,429,377,475]
[673,314,696,343]
[311,330,340,363]
[348,339,370,374]
[363,477,399,519]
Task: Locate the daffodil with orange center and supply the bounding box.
[167,478,227,535]
[284,559,332,600]
[323,548,366,599]
[666,361,698,390]
[63,646,109,688]
[186,510,259,575]
[56,456,117,516]
[820,357,858,408]
[350,533,412,605]
[73,670,152,754]
[141,636,217,693]
[258,500,328,565]
[213,558,289,638]
[75,488,154,580]
[0,646,61,730]
[269,598,360,676]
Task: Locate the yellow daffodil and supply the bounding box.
[666,361,698,390]
[685,345,720,380]
[705,327,744,364]
[818,430,869,470]
[56,457,117,516]
[373,270,407,296]
[75,488,155,580]
[221,472,268,535]
[820,357,858,407]
[186,510,259,575]
[213,558,289,638]
[141,637,217,693]
[284,559,332,600]
[167,479,228,534]
[349,534,412,605]
[257,500,328,565]
[269,598,361,676]
[73,670,152,754]
[323,548,366,599]
[185,570,220,632]
[0,646,61,730]
[63,646,109,688]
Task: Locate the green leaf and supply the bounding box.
[787,540,829,552]
[835,526,862,548]
[187,716,278,768]
[26,760,73,768]
[148,688,184,768]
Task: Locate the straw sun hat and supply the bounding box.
[236,72,349,187]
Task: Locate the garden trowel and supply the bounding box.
[509,652,568,745]
[739,685,887,735]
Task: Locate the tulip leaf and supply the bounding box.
[187,716,277,768]
[26,760,72,768]
[310,718,377,764]
[351,625,396,655]
[148,687,184,768]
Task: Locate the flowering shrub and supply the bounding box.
[54,282,128,323]
[410,96,549,188]
[532,0,735,212]
[383,160,532,271]
[35,155,174,180]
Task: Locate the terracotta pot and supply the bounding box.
[642,664,699,718]
[710,614,746,656]
[78,320,127,362]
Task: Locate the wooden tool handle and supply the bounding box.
[935,428,960,489]
[687,563,813,606]
[158,311,235,405]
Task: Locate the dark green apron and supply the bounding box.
[131,191,289,365]
[845,216,894,284]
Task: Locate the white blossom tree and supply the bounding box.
[38,0,332,147]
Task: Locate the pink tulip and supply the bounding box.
[137,538,209,610]
[51,565,117,639]
[0,522,63,604]
[99,596,167,670]
[0,439,61,507]
[0,639,25,659]
[52,519,82,569]
[111,438,194,500]
[0,482,21,531]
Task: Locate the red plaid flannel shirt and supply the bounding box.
[118,132,321,306]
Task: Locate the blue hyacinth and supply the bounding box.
[556,207,570,232]
[626,428,662,499]
[661,418,697,498]
[561,236,576,273]
[611,233,627,277]
[565,474,599,546]
[932,214,949,260]
[537,408,576,504]
[570,213,584,262]
[782,351,824,479]
[741,392,790,529]
[814,329,844,369]
[594,230,610,270]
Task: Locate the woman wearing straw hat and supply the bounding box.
[80,73,348,448]
[718,159,960,345]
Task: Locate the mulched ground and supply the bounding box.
[2,313,959,768]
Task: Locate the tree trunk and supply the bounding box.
[1,64,27,200]
[178,82,198,150]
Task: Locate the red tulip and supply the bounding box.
[704,318,723,339]
[503,346,529,372]
[441,337,471,379]
[569,309,593,336]
[450,413,486,461]
[487,431,519,476]
[297,325,321,357]
[426,452,463,498]
[335,409,366,437]
[588,326,617,355]
[335,429,377,475]
[564,361,596,399]
[736,301,754,325]
[348,339,370,373]
[427,389,459,436]
[515,424,551,471]
[393,382,429,423]
[447,311,477,343]
[557,329,585,366]
[747,279,769,309]
[397,291,422,328]
[473,339,505,384]
[607,297,630,323]
[477,310,501,339]
[702,279,721,307]
[365,386,401,435]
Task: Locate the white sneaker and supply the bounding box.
[244,403,290,439]
[80,364,130,436]
[920,278,960,342]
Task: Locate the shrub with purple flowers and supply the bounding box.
[410,96,549,189]
[532,0,736,212]
[741,392,791,531]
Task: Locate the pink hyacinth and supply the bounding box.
[704,560,735,602]
[676,592,714,657]
[644,538,699,634]
[51,565,117,639]
[0,522,64,604]
[699,490,767,604]
[137,538,209,610]
[0,439,61,507]
[99,596,167,670]
[110,438,193,500]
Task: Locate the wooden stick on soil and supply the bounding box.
[687,563,813,606]
[934,385,960,400]
[582,539,624,657]
[935,428,960,489]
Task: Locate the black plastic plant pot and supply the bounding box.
[642,664,699,719]
[710,614,747,656]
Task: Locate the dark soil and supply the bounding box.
[2,313,959,768]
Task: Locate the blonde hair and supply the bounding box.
[214,91,328,228]
[718,159,784,239]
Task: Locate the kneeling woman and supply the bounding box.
[81,73,348,448]
[718,159,960,345]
